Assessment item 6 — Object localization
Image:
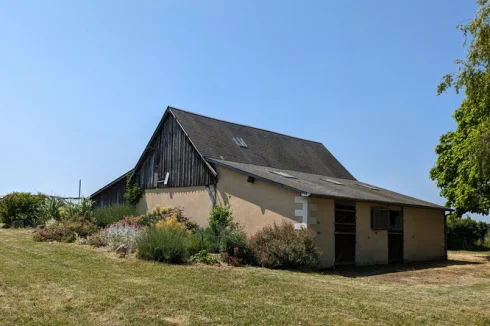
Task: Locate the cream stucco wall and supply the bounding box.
[137,186,213,227]
[404,207,445,262]
[215,166,301,235]
[355,203,389,266]
[309,198,335,267]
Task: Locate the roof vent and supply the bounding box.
[322,178,343,185]
[357,183,378,191]
[270,171,296,179]
[232,137,248,148]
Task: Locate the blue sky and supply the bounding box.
[0,1,485,221]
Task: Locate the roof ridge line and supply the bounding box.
[168,105,324,145]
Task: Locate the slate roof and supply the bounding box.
[208,159,448,210]
[170,107,355,180]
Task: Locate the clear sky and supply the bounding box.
[1,1,486,221]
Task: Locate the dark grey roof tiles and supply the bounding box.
[170,107,356,180]
[209,159,448,210]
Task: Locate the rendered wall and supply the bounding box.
[215,166,301,235]
[354,203,403,266]
[404,207,445,262]
[309,197,335,268]
[137,186,213,226]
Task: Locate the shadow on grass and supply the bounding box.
[326,259,483,278]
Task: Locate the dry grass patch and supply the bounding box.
[1,229,490,325]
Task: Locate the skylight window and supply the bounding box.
[270,171,296,179]
[232,137,248,148]
[356,183,378,191]
[322,178,343,185]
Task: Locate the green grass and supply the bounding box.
[1,229,490,325]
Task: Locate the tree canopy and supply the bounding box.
[431,0,490,217]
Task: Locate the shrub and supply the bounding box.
[155,215,187,232]
[447,216,489,250]
[123,206,197,230]
[33,216,98,243]
[87,230,107,247]
[0,192,47,226]
[208,201,235,239]
[186,228,214,256]
[189,250,222,265]
[37,197,65,224]
[219,227,251,264]
[249,222,320,270]
[61,198,94,220]
[137,227,188,263]
[105,224,141,251]
[93,203,138,227]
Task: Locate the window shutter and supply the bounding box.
[372,209,389,230]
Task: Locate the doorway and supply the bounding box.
[335,202,356,265]
[388,210,403,263]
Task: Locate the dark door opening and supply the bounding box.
[335,203,356,265]
[388,210,403,263]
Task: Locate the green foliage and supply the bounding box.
[33,216,98,243]
[122,206,198,230]
[61,198,94,219]
[0,192,47,226]
[93,203,138,227]
[431,0,490,216]
[189,250,222,265]
[137,227,188,263]
[249,222,320,270]
[219,227,251,264]
[447,216,489,250]
[37,197,65,225]
[207,200,239,252]
[124,174,144,206]
[186,228,214,256]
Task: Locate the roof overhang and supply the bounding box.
[208,158,452,212]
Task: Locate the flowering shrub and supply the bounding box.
[105,224,141,252]
[87,230,107,247]
[33,216,98,243]
[249,222,320,270]
[110,206,197,230]
[155,216,187,232]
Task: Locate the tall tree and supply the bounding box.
[431,0,490,217]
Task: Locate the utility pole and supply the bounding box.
[78,180,82,199]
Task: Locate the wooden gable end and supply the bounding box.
[136,113,217,189]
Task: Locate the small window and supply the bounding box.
[357,183,378,191]
[270,171,296,179]
[232,137,248,148]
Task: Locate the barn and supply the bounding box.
[91,106,449,267]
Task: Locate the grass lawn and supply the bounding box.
[1,229,490,325]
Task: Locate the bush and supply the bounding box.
[189,250,222,265]
[447,216,489,250]
[93,203,138,227]
[0,192,47,226]
[33,216,98,243]
[249,222,320,270]
[37,197,65,224]
[219,228,251,264]
[105,224,141,251]
[137,227,188,263]
[87,230,107,247]
[119,206,198,230]
[186,228,214,256]
[61,198,94,220]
